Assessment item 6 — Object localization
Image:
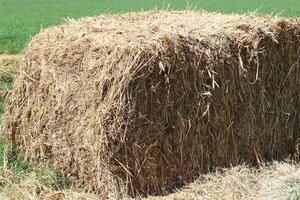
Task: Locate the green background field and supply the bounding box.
[1,0,300,54]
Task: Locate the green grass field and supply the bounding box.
[1,0,300,54]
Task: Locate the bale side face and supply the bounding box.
[3,11,300,197]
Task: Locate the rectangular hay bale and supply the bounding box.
[3,11,300,198]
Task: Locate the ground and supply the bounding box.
[1,1,300,199]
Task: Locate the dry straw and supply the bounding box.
[1,161,299,200]
[3,10,300,198]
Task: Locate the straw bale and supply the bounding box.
[3,11,300,197]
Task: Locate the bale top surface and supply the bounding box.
[27,11,289,59]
